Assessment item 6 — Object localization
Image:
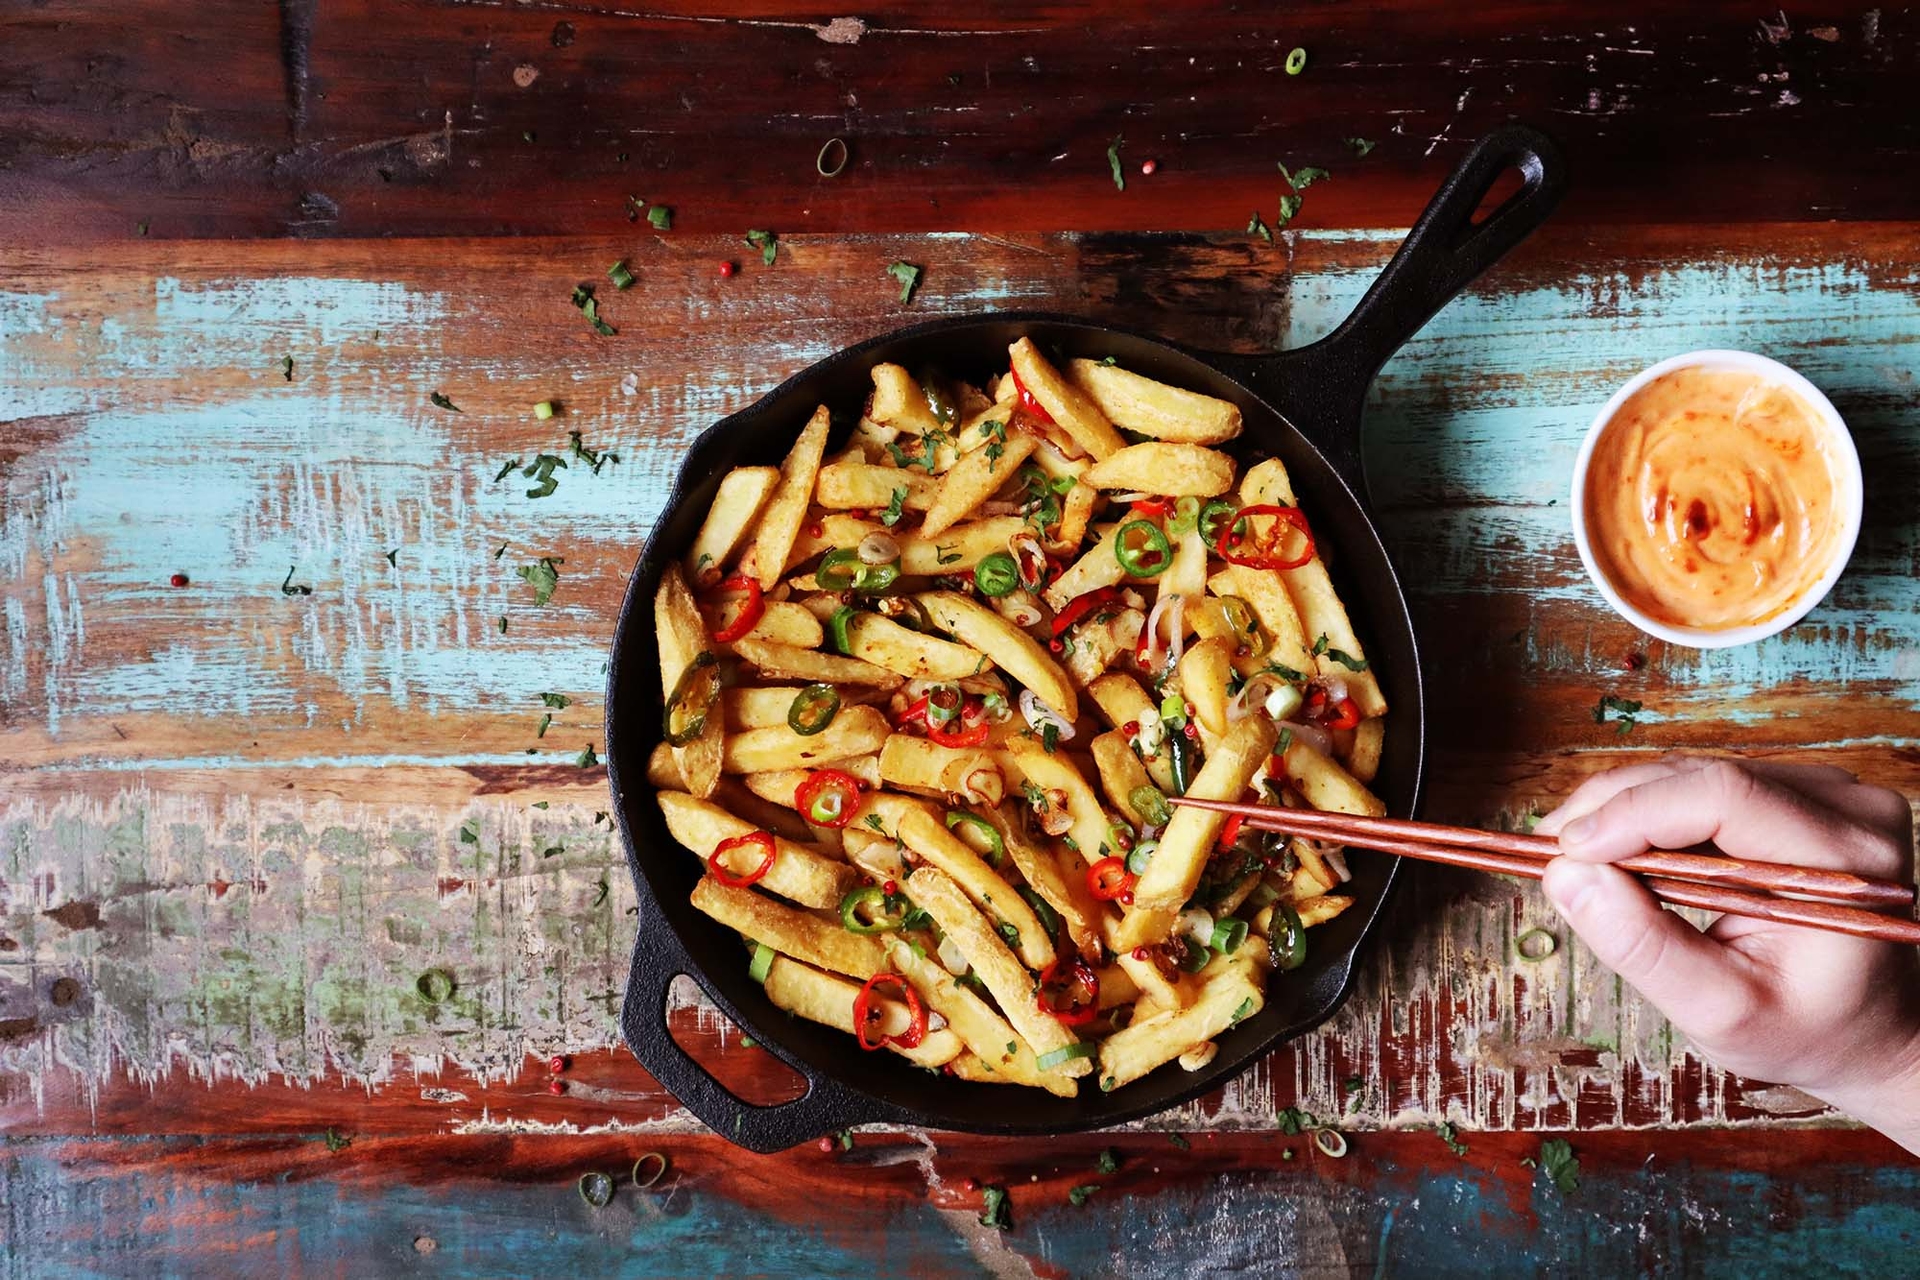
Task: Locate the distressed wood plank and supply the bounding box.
[3,3,1918,240]
[3,226,1916,1146]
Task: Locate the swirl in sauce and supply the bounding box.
[1584,366,1845,630]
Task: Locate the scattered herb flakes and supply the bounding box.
[495,542,509,560]
[739,1036,756,1049]
[591,877,609,907]
[416,968,456,1003]
[834,1128,855,1152]
[1041,721,1060,754]
[537,712,552,738]
[1095,1147,1120,1175]
[522,453,568,499]
[1282,1147,1295,1161]
[459,819,480,844]
[1593,694,1644,736]
[1325,647,1369,672]
[1229,995,1255,1024]
[978,1184,1011,1229]
[1276,191,1303,227]
[1107,135,1126,190]
[1277,1107,1316,1136]
[1292,165,1330,190]
[1534,1138,1580,1194]
[1285,46,1308,75]
[570,284,617,336]
[137,220,149,236]
[886,261,923,304]
[517,556,564,605]
[530,800,550,810]
[280,565,313,596]
[593,810,608,824]
[384,548,399,567]
[608,259,636,290]
[322,1127,351,1153]
[540,692,573,709]
[745,229,779,267]
[1436,1120,1469,1157]
[880,487,908,527]
[625,194,646,223]
[541,845,565,859]
[576,744,601,769]
[1342,1075,1364,1093]
[577,1172,616,1208]
[1068,1184,1099,1207]
[280,355,294,382]
[494,459,521,483]
[1344,136,1377,157]
[1167,1133,1191,1150]
[568,431,620,475]
[1248,211,1273,243]
[499,616,509,634]
[430,391,462,413]
[647,204,672,231]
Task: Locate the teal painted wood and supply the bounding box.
[6,1138,1920,1279]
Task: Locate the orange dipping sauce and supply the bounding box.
[1583,366,1847,631]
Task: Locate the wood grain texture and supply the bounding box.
[4,227,1916,1162]
[2,3,1918,240]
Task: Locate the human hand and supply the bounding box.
[1535,755,1920,1151]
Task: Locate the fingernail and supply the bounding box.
[1561,814,1595,845]
[1544,861,1599,917]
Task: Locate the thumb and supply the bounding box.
[1541,859,1754,1033]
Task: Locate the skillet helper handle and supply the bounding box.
[620,904,895,1154]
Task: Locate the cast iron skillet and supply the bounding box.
[606,124,1566,1153]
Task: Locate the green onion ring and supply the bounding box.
[632,1152,669,1189]
[1035,1042,1096,1071]
[816,136,849,177]
[748,941,775,983]
[1285,47,1308,75]
[1516,928,1558,962]
[578,1171,616,1206]
[1313,1128,1348,1158]
[416,968,455,1003]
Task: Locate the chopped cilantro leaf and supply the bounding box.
[1536,1138,1579,1194]
[458,818,480,844]
[1325,647,1368,672]
[1167,1133,1190,1150]
[541,845,564,859]
[280,356,293,382]
[1277,1106,1316,1136]
[537,712,552,738]
[576,744,600,769]
[978,1184,1011,1229]
[429,392,461,413]
[1095,1148,1120,1174]
[517,556,564,606]
[570,285,617,336]
[1041,722,1060,754]
[495,542,509,560]
[493,459,521,483]
[280,565,312,596]
[568,431,620,475]
[384,548,398,567]
[1068,1184,1099,1207]
[1593,694,1644,736]
[1293,166,1330,190]
[880,487,908,527]
[935,544,962,565]
[592,878,609,906]
[1249,211,1273,242]
[1436,1120,1469,1157]
[522,453,567,499]
[540,692,572,709]
[322,1127,350,1153]
[1344,136,1377,157]
[1229,995,1255,1024]
[745,229,778,267]
[647,204,672,231]
[886,261,922,304]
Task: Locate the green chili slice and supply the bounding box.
[1169,495,1201,535]
[1270,903,1308,971]
[1209,918,1249,954]
[748,940,776,982]
[817,547,864,590]
[1035,1042,1096,1070]
[1113,518,1173,577]
[974,551,1019,598]
[839,885,908,934]
[1128,785,1172,828]
[945,810,1004,866]
[1176,942,1213,973]
[857,561,900,593]
[1198,499,1238,550]
[1167,733,1197,796]
[788,683,841,735]
[664,651,721,747]
[1018,887,1060,942]
[828,606,857,655]
[578,1172,616,1207]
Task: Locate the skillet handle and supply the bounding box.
[620,903,903,1154]
[1216,123,1568,492]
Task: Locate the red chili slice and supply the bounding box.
[1217,812,1246,851]
[1218,504,1315,572]
[1086,856,1136,902]
[1129,498,1174,518]
[1051,585,1124,638]
[708,830,777,888]
[852,972,928,1050]
[927,715,990,748]
[707,574,766,644]
[794,770,861,829]
[1010,369,1056,426]
[1035,955,1099,1026]
[1323,696,1362,732]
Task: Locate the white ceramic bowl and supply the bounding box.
[1569,349,1863,650]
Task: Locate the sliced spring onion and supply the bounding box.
[1035,1042,1097,1071]
[945,811,1005,866]
[1128,785,1172,828]
[578,1171,616,1206]
[926,684,963,726]
[817,137,850,176]
[607,260,636,290]
[1176,943,1212,973]
[1313,1128,1348,1158]
[632,1152,669,1189]
[1169,495,1201,534]
[748,941,775,983]
[416,968,455,1003]
[1516,928,1559,962]
[534,400,556,420]
[828,606,857,655]
[1285,47,1308,75]
[1126,839,1157,876]
[1209,918,1249,954]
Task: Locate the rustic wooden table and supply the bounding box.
[4,3,1919,1275]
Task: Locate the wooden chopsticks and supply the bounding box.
[1171,797,1920,946]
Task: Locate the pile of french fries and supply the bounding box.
[647,338,1388,1095]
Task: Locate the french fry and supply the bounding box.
[722,687,809,731]
[922,432,1038,537]
[878,734,1005,807]
[1116,715,1278,951]
[1082,443,1236,497]
[646,741,687,790]
[986,804,1106,963]
[868,363,943,437]
[917,591,1078,721]
[1110,937,1194,1014]
[1086,674,1178,794]
[1252,892,1355,935]
[721,705,891,773]
[1090,729,1157,826]
[655,564,723,799]
[1008,338,1125,461]
[687,466,779,585]
[740,760,884,814]
[790,513,880,565]
[1039,525,1127,612]
[1210,565,1316,680]
[898,517,1029,574]
[738,405,831,590]
[889,941,1076,1098]
[711,777,817,845]
[689,876,885,980]
[1347,716,1385,784]
[816,461,940,513]
[1161,527,1209,600]
[763,954,963,1069]
[842,826,911,884]
[657,792,858,910]
[732,638,905,690]
[907,867,1089,1076]
[1176,636,1237,737]
[897,809,1054,971]
[1096,953,1263,1090]
[1000,739,1111,869]
[1278,736,1387,817]
[1049,478,1098,555]
[1239,458,1385,717]
[844,612,992,682]
[729,601,823,650]
[1065,359,1244,445]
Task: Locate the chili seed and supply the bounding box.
[818,1136,836,1153]
[718,260,737,278]
[548,1078,567,1095]
[169,573,190,587]
[1120,891,1135,905]
[1131,947,1149,962]
[1140,158,1158,175]
[549,1054,569,1074]
[883,880,898,895]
